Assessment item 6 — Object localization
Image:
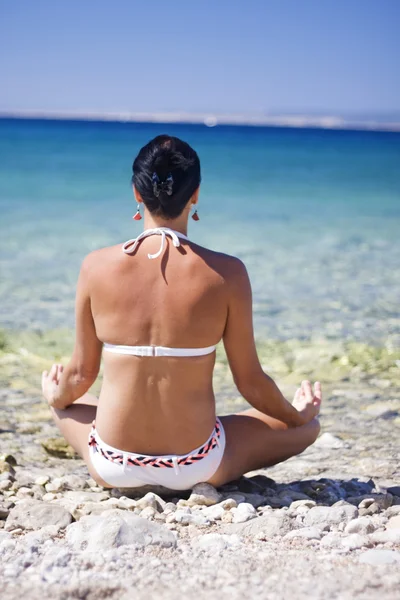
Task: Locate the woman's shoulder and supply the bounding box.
[79,243,127,275]
[188,241,248,282]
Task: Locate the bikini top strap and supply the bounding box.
[122,227,189,259]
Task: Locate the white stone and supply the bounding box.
[284,527,322,541]
[117,496,137,510]
[359,549,400,565]
[304,505,358,530]
[66,509,176,552]
[290,500,316,510]
[16,487,34,498]
[232,503,257,524]
[387,515,400,529]
[192,533,241,553]
[5,500,72,531]
[136,492,164,512]
[320,532,342,548]
[370,529,400,544]
[231,510,293,537]
[0,480,12,491]
[203,504,225,521]
[174,510,210,526]
[187,483,222,507]
[140,507,156,520]
[34,476,50,486]
[163,502,177,514]
[220,498,237,510]
[63,490,110,503]
[344,517,375,535]
[341,534,371,550]
[42,492,58,502]
[314,432,345,449]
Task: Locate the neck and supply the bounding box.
[143,211,189,236]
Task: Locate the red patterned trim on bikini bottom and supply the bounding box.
[88,419,221,468]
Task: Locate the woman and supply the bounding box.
[42,135,321,490]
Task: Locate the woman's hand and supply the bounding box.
[41,363,64,408]
[292,380,322,425]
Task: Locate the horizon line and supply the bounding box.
[1,109,400,132]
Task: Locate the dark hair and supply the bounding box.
[132,135,201,219]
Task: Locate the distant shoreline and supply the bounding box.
[1,110,400,132]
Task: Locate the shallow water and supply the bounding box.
[0,118,399,344]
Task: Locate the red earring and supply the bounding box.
[192,209,199,221]
[133,204,142,220]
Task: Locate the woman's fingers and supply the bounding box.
[294,387,302,401]
[49,364,58,381]
[301,380,313,402]
[313,381,322,405]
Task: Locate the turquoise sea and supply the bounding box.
[0,118,399,345]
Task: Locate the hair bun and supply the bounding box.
[132,135,201,219]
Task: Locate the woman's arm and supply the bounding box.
[223,258,319,427]
[42,255,102,409]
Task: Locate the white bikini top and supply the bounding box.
[104,227,216,358]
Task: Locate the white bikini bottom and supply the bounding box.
[88,418,226,491]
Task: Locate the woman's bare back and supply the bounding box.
[89,235,233,454]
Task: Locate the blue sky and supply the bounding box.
[0,0,399,115]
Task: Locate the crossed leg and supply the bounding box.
[207,408,320,487]
[50,393,112,487]
[50,393,320,490]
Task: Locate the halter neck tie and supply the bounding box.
[122,227,189,260]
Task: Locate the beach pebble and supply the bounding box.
[174,510,210,526]
[386,505,400,518]
[34,475,50,486]
[187,483,222,507]
[192,533,241,554]
[220,498,238,510]
[232,503,257,523]
[359,549,400,565]
[304,505,358,530]
[140,506,156,520]
[344,517,376,535]
[163,502,177,514]
[0,480,12,491]
[42,492,58,502]
[284,527,322,541]
[370,529,400,544]
[16,486,35,498]
[341,534,371,550]
[386,515,400,529]
[202,504,225,521]
[63,490,110,503]
[231,510,293,538]
[5,500,72,531]
[117,496,137,510]
[320,533,342,548]
[136,492,164,512]
[314,432,345,449]
[290,500,316,510]
[66,509,176,552]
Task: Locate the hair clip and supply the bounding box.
[152,172,174,197]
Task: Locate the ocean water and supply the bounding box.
[0,118,399,344]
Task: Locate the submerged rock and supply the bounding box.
[41,438,77,459]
